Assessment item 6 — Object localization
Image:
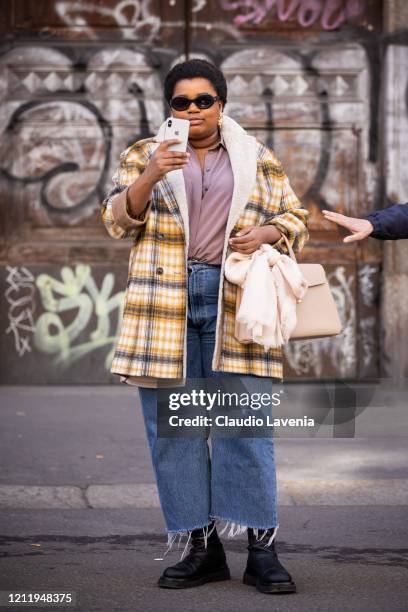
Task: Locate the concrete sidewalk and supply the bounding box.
[0,386,407,611]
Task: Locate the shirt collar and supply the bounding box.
[216,131,227,150]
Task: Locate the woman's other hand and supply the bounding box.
[322,210,374,243]
[144,139,190,183]
[228,225,282,254]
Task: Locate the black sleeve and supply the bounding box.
[365,203,408,240]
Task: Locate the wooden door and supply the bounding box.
[0,0,384,383]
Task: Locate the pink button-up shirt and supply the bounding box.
[183,132,234,265]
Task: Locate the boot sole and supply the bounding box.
[243,571,296,594]
[158,567,231,589]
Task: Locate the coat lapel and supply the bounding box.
[212,116,258,371]
[150,114,258,255]
[220,115,258,265]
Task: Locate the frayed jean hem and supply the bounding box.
[154,516,279,562]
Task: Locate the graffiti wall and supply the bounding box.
[1,264,126,383]
[1,0,406,384]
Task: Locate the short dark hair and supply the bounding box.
[164,59,227,108]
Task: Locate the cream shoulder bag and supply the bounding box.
[234,233,342,342]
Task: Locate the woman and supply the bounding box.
[101,59,309,595]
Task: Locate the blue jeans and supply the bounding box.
[138,259,278,558]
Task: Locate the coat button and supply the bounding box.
[156,267,164,274]
[157,232,165,240]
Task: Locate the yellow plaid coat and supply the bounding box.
[100,115,309,387]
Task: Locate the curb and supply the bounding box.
[1,479,408,509]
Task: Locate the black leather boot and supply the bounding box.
[157,521,231,589]
[243,527,296,594]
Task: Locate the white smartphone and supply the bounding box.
[160,117,190,152]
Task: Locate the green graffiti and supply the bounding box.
[33,264,125,370]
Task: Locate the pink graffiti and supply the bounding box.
[219,0,366,30]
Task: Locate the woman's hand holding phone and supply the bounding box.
[144,139,190,184]
[126,137,190,219]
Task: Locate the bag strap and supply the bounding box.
[279,232,297,263]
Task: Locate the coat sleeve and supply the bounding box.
[260,150,310,255]
[365,203,408,240]
[100,143,153,240]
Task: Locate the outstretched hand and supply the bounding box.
[322,210,374,243]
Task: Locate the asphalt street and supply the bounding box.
[0,385,407,612]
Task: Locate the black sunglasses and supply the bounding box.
[170,94,220,111]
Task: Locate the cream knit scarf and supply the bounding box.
[224,243,308,350]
